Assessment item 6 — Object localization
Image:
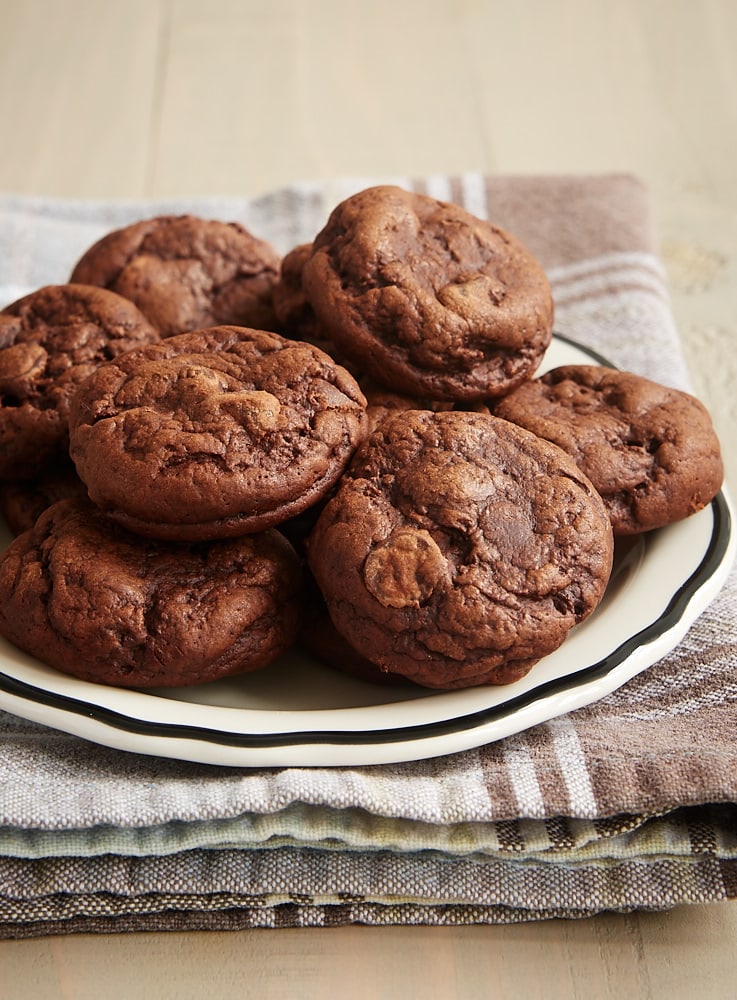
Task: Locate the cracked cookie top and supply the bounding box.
[307,409,613,689]
[68,326,368,540]
[493,364,724,534]
[0,497,303,688]
[0,284,159,479]
[301,186,554,401]
[70,214,281,336]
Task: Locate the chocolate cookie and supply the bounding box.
[307,409,613,689]
[272,241,360,373]
[301,186,554,401]
[0,457,88,535]
[0,284,159,480]
[68,326,368,540]
[300,597,411,687]
[70,214,281,336]
[493,364,724,534]
[272,243,319,341]
[0,498,303,688]
[360,378,454,434]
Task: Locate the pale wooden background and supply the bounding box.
[0,1,736,997]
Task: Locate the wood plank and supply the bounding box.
[0,0,162,197]
[150,0,489,196]
[3,904,737,999]
[459,0,737,201]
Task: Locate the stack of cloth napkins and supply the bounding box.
[0,174,735,939]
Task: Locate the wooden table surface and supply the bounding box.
[0,2,736,997]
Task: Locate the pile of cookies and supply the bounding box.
[0,187,724,692]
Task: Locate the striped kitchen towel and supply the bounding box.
[0,173,735,937]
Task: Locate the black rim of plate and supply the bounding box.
[0,490,730,751]
[0,336,732,755]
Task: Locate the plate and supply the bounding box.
[0,335,733,767]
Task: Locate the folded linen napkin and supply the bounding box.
[0,174,735,939]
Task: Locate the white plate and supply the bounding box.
[0,335,733,767]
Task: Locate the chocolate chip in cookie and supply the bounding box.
[307,409,613,689]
